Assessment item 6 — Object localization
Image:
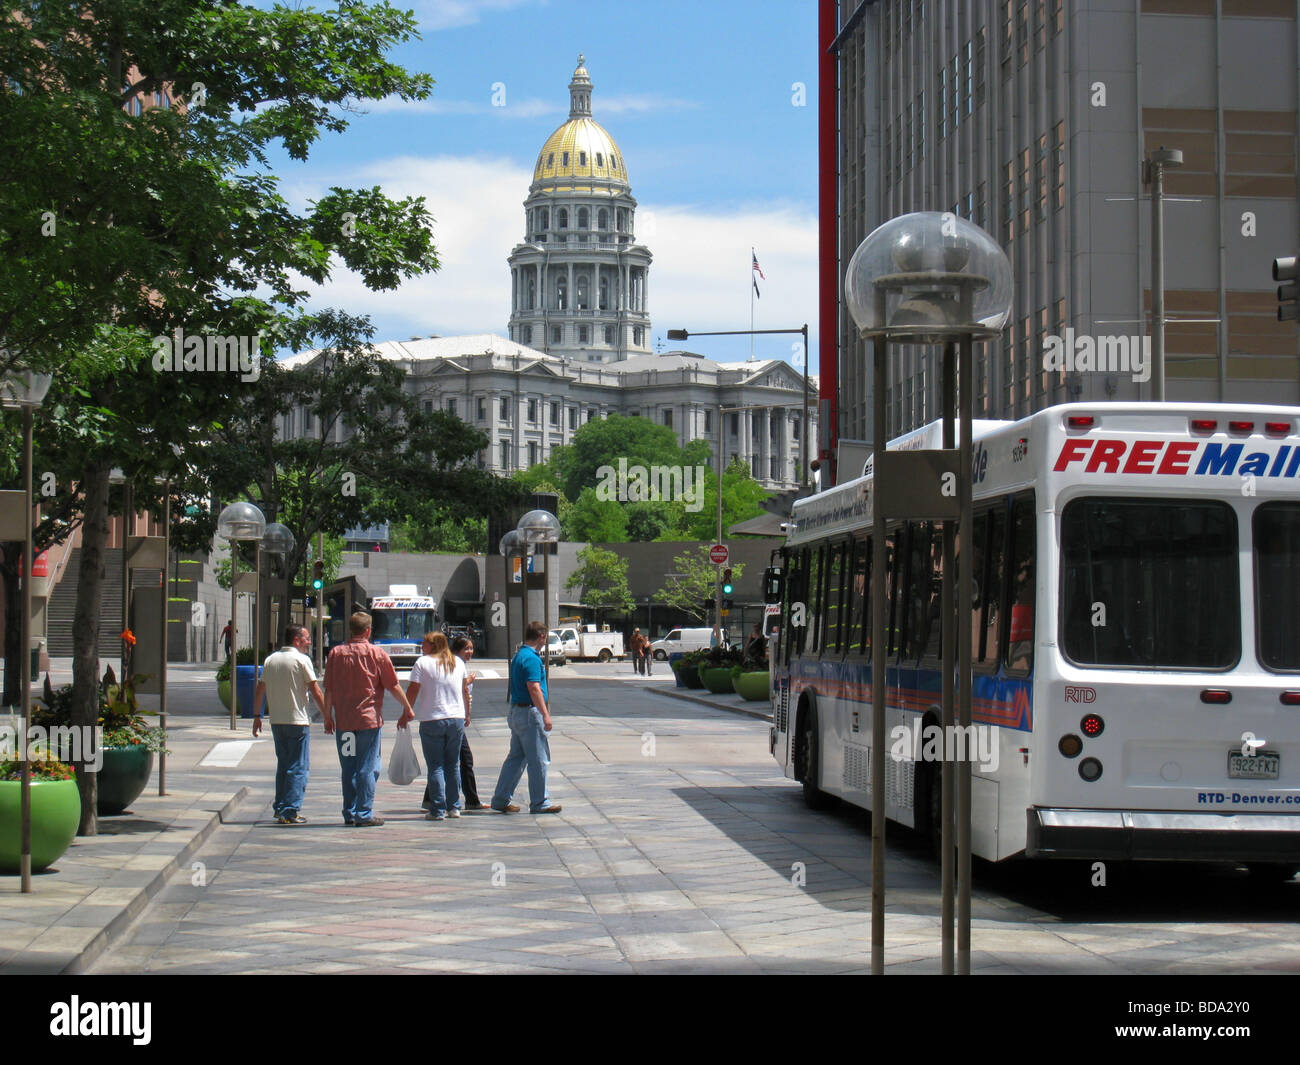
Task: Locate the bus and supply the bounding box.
[368,587,439,668]
[768,402,1300,873]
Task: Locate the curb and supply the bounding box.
[647,685,773,722]
[62,785,252,975]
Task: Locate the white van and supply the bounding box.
[650,627,722,661]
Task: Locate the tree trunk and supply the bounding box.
[71,462,110,835]
[0,546,20,707]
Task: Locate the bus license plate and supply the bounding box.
[1228,750,1280,780]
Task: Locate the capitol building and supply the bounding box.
[287,56,814,491]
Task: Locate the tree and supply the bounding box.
[565,546,633,617]
[679,457,769,541]
[565,487,628,543]
[0,2,440,834]
[655,546,745,623]
[550,413,709,505]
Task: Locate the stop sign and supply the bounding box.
[709,544,728,565]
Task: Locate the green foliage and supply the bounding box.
[0,756,76,782]
[654,546,745,623]
[34,668,168,753]
[679,457,769,540]
[565,546,634,615]
[551,414,704,503]
[566,487,628,543]
[215,646,268,682]
[389,510,488,554]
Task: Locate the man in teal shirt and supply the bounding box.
[491,620,562,814]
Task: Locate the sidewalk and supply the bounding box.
[644,679,773,722]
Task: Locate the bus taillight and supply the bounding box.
[1228,420,1254,433]
[1281,692,1300,706]
[1200,690,1232,704]
[1058,734,1082,758]
[1080,713,1104,737]
[1266,421,1292,436]
[1190,419,1217,433]
[1066,415,1094,430]
[1079,758,1103,782]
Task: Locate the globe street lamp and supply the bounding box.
[844,211,1011,976]
[1,364,52,893]
[216,502,265,729]
[516,510,561,679]
[499,529,533,657]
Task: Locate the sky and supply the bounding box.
[268,0,820,367]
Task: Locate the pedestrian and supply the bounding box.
[220,619,233,658]
[400,632,468,821]
[322,610,415,827]
[252,625,323,825]
[746,621,768,661]
[630,628,645,675]
[451,635,489,810]
[490,620,562,815]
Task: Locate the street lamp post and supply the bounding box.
[667,326,811,486]
[261,523,296,660]
[499,529,530,662]
[1145,146,1183,402]
[216,502,266,730]
[517,510,561,681]
[845,211,1012,975]
[1,365,52,894]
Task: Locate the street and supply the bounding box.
[87,668,1300,976]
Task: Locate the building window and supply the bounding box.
[547,153,554,167]
[1020,146,1031,235]
[524,324,533,344]
[604,325,614,345]
[529,442,538,466]
[596,153,603,167]
[447,398,457,417]
[551,326,561,344]
[568,407,576,429]
[423,400,433,414]
[663,409,673,428]
[500,397,510,422]
[598,208,608,229]
[499,440,510,469]
[704,409,713,433]
[770,456,779,480]
[578,325,589,343]
[587,408,597,422]
[730,412,739,435]
[1036,134,1048,222]
[527,398,537,423]
[633,326,643,346]
[576,274,589,309]
[1003,159,1015,243]
[579,151,586,167]
[578,207,589,228]
[558,208,568,229]
[539,208,549,230]
[599,278,609,310]
[792,417,800,441]
[550,401,559,425]
[562,151,569,167]
[556,276,568,309]
[975,27,986,111]
[477,398,486,421]
[1053,120,1065,209]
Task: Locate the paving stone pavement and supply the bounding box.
[77,670,1300,976]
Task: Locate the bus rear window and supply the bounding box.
[1060,498,1238,669]
[1255,502,1300,671]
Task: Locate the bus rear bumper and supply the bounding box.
[1027,807,1300,862]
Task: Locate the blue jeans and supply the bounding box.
[418,718,464,817]
[336,726,382,823]
[271,723,311,817]
[492,706,551,812]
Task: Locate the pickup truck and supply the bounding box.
[551,626,625,662]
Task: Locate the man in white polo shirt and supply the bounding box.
[253,625,324,825]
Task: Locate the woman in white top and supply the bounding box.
[404,632,469,821]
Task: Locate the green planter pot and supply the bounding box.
[217,679,232,710]
[0,778,81,874]
[95,745,154,815]
[679,663,704,689]
[701,667,736,694]
[732,671,770,701]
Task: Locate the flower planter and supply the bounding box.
[679,663,704,689]
[701,667,736,695]
[216,665,260,717]
[732,671,770,701]
[95,745,154,815]
[0,778,81,874]
[217,678,232,709]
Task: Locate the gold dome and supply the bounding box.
[532,117,629,191]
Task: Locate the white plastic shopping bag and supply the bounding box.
[388,726,422,786]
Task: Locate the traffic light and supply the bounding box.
[1275,256,1298,322]
[312,559,324,591]
[722,568,734,595]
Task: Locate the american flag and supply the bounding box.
[751,250,766,280]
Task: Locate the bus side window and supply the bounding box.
[885,529,904,658]
[785,548,806,660]
[849,538,870,654]
[980,509,1007,668]
[906,522,935,662]
[1005,495,1035,672]
[825,542,847,654]
[807,546,823,656]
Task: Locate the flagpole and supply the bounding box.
[749,249,755,361]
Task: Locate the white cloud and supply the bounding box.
[282,154,818,358]
[412,0,540,31]
[349,95,562,118]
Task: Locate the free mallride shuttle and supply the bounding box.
[767,403,1300,875]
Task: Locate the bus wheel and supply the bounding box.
[597,648,612,662]
[1247,863,1298,882]
[924,762,952,864]
[797,704,837,810]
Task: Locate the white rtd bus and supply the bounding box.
[768,403,1300,874]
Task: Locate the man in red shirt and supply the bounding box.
[323,611,415,827]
